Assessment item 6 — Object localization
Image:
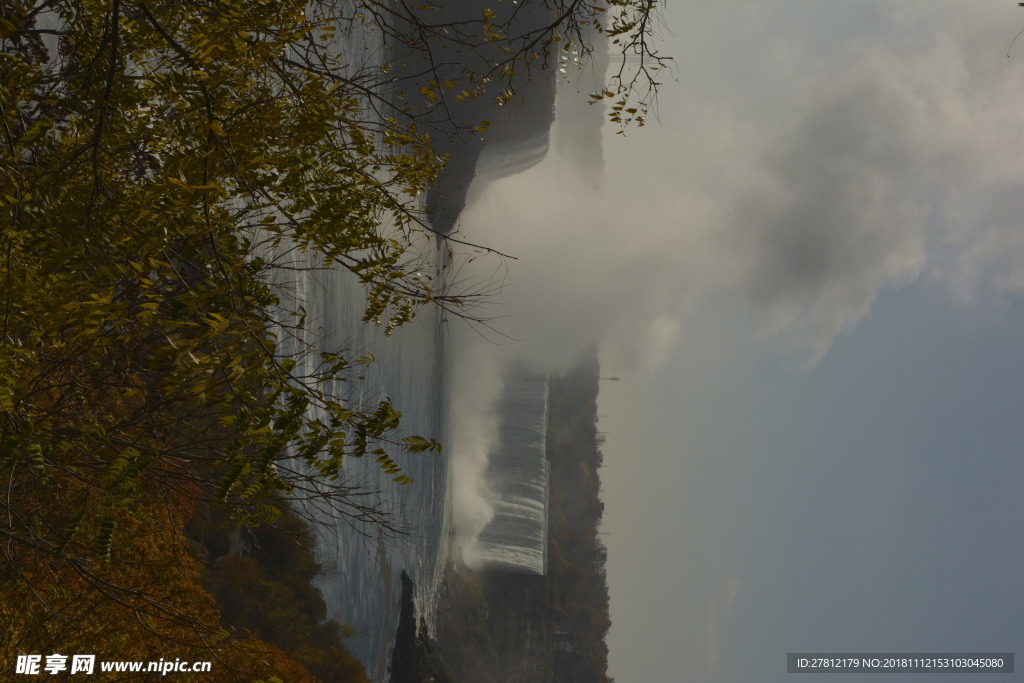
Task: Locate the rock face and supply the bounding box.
[425,71,556,234]
[384,0,560,234]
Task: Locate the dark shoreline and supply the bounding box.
[388,571,457,683]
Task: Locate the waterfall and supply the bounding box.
[466,366,550,575]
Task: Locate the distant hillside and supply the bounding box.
[545,346,612,682]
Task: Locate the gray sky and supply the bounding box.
[454,1,1024,680]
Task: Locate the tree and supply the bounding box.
[0,0,666,659]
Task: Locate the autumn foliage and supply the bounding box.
[0,487,327,681]
[2,0,664,677]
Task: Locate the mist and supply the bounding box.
[452,0,1024,373]
[446,0,1024,567]
[445,332,501,560]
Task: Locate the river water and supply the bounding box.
[281,248,451,682]
[272,5,567,679]
[264,14,452,682]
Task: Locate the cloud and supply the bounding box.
[706,598,719,672]
[707,577,741,672]
[719,2,1024,356]
[719,48,937,364]
[455,1,1024,375]
[724,576,740,611]
[448,0,1024,592]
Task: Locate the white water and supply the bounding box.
[464,367,550,575]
